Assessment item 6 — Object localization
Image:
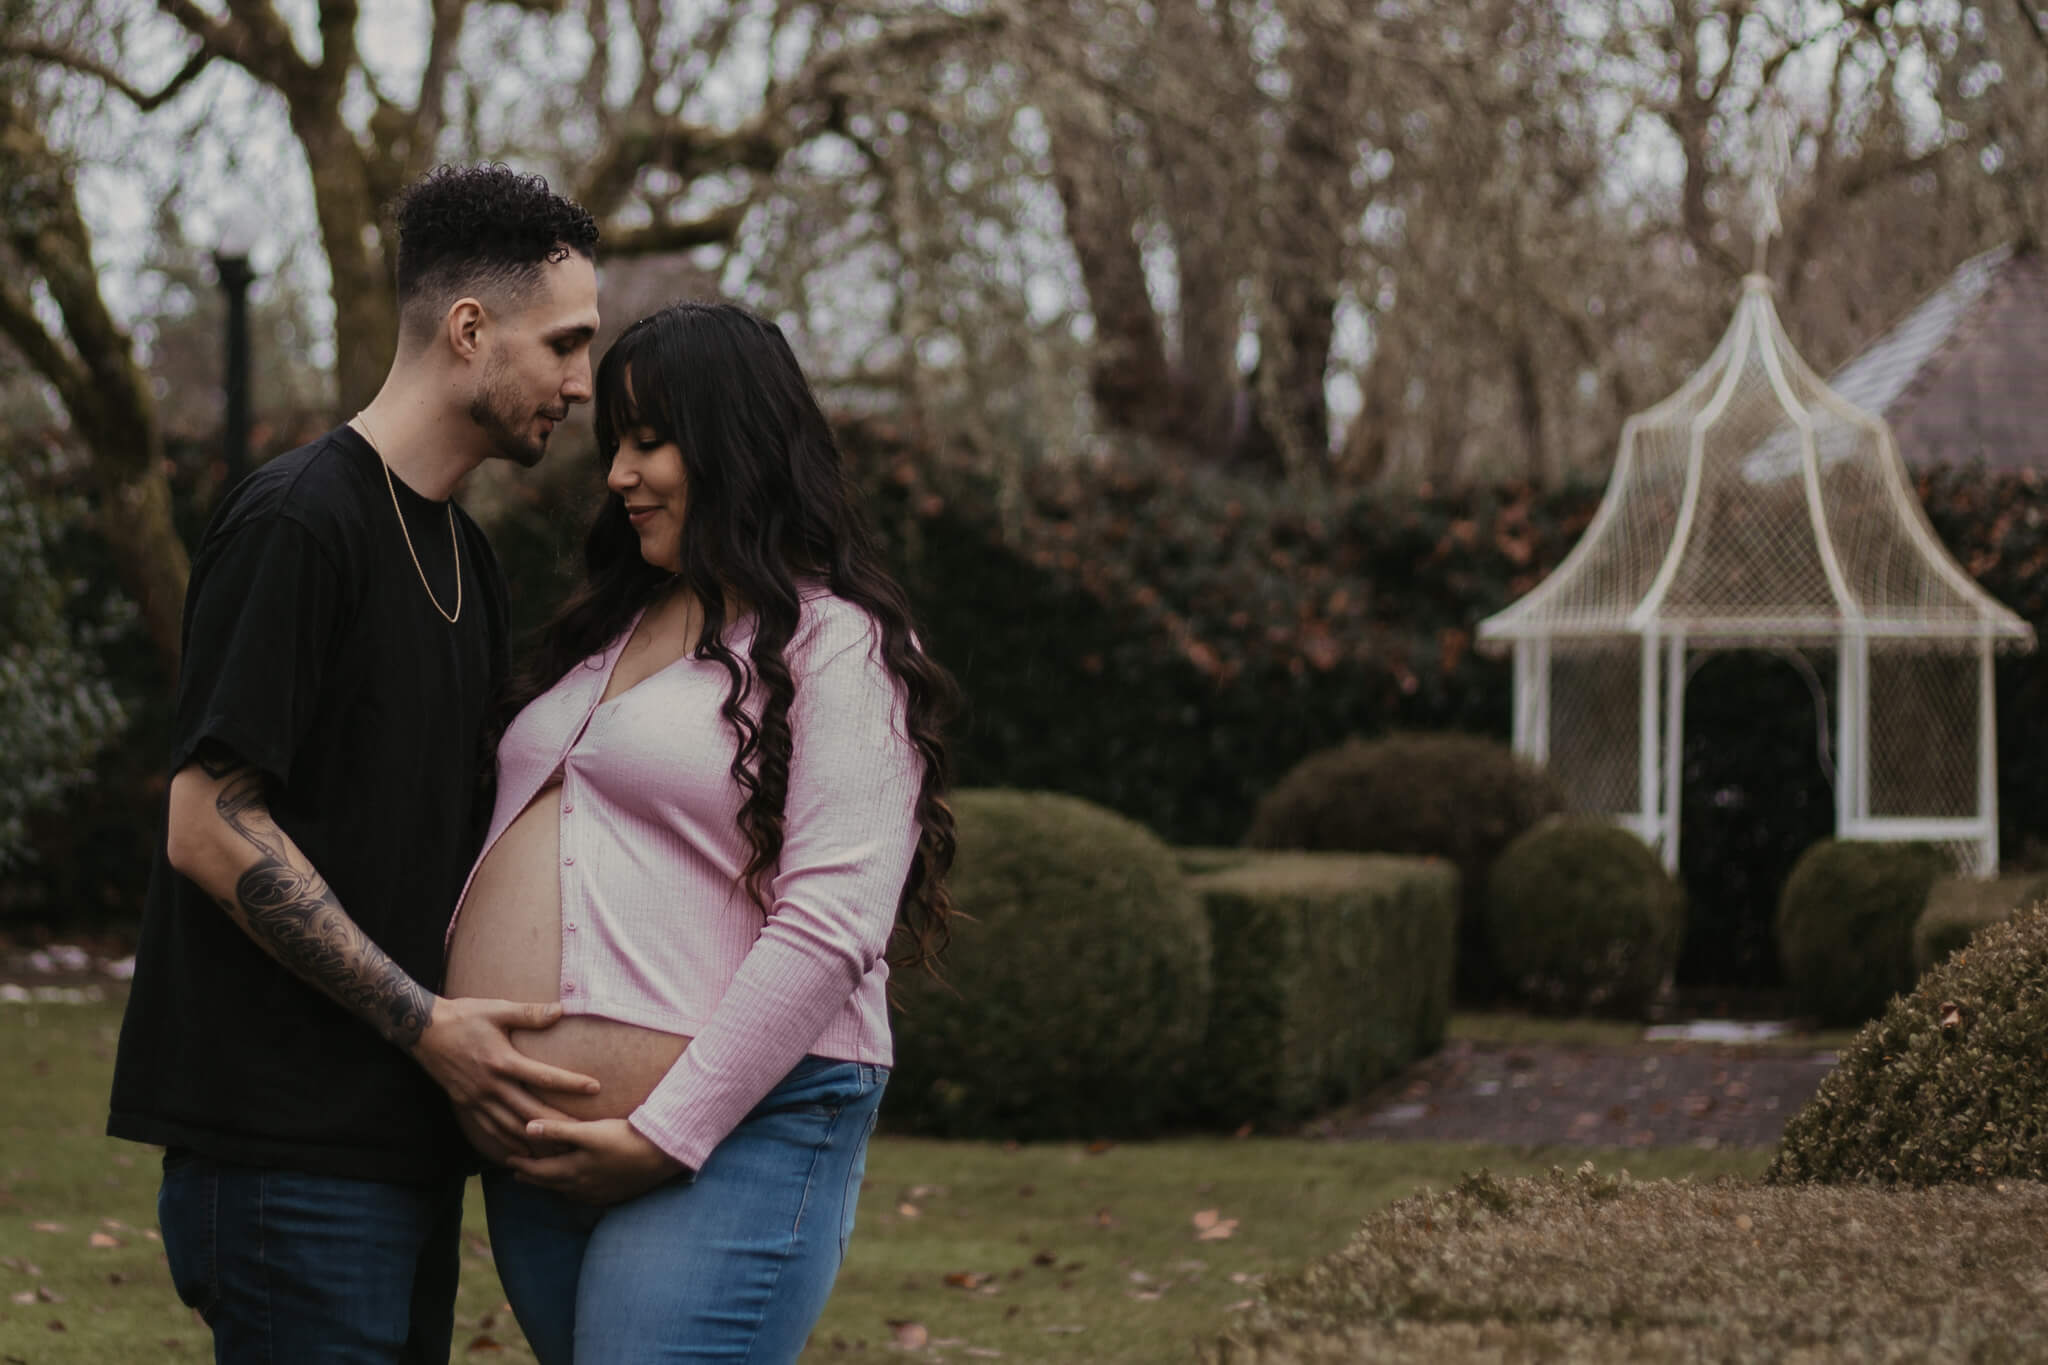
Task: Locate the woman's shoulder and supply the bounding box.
[790,587,886,668]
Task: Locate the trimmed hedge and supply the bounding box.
[1245,733,1565,1002]
[1206,1167,2048,1363]
[884,789,1210,1139]
[1486,820,1684,1016]
[1770,902,2048,1185]
[1184,852,1457,1127]
[1775,840,1950,1025]
[1911,874,2048,976]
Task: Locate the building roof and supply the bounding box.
[1825,243,2048,471]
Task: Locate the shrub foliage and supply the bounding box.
[1185,852,1456,1127]
[1770,902,2048,1185]
[1486,820,1684,1016]
[1245,733,1565,1000]
[1206,1167,2048,1363]
[1911,874,2048,976]
[1775,839,1949,1025]
[884,788,1210,1139]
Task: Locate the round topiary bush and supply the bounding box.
[885,788,1211,1139]
[1911,875,2048,977]
[1775,840,1950,1026]
[1484,819,1684,1016]
[1770,902,2048,1185]
[1245,732,1567,1001]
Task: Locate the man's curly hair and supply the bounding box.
[391,164,599,344]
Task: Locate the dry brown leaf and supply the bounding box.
[897,1202,921,1219]
[30,1222,64,1234]
[465,1334,504,1353]
[1086,1139,1115,1155]
[1094,1208,1116,1227]
[1197,1219,1240,1241]
[887,1319,929,1349]
[943,1270,990,1290]
[88,1232,122,1249]
[1192,1209,1220,1230]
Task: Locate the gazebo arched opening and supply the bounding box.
[1676,648,1834,988]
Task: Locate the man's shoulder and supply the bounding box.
[203,430,373,557]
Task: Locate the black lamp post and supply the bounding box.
[213,213,259,489]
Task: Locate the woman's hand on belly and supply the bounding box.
[455,1092,574,1164]
[505,1116,685,1205]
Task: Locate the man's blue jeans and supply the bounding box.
[156,1150,464,1364]
[483,1055,887,1364]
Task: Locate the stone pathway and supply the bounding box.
[1321,1036,1840,1150]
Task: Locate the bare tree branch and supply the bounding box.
[0,40,212,112]
[155,0,311,90]
[2015,0,2048,54]
[600,201,752,255]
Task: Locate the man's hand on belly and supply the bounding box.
[411,996,602,1157]
[506,1117,685,1205]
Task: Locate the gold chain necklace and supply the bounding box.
[352,412,462,624]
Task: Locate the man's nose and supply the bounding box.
[563,356,593,405]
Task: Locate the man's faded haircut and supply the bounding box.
[391,164,599,348]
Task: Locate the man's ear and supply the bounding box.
[445,297,487,362]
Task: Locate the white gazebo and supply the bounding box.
[1477,272,2035,877]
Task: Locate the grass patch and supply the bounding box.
[3,997,1763,1364]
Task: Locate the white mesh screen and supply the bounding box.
[1546,643,1641,816]
[1866,646,1978,820]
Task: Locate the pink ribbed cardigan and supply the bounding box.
[449,592,921,1171]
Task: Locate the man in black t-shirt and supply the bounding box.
[109,166,603,1364]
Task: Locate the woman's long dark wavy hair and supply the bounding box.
[506,301,958,973]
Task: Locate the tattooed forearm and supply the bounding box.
[202,759,434,1050]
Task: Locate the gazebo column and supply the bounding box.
[1512,638,1550,765]
[1835,631,1869,834]
[1979,631,1999,875]
[1660,633,1686,874]
[1638,630,1661,858]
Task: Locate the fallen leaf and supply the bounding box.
[1192,1209,1221,1231]
[464,1334,504,1353]
[897,1202,921,1219]
[1233,1122,1253,1138]
[30,1222,64,1234]
[46,1319,66,1332]
[943,1271,991,1290]
[887,1319,929,1349]
[1225,1298,1256,1311]
[33,1285,62,1304]
[11,1291,35,1305]
[1197,1219,1240,1241]
[88,1232,122,1249]
[144,1230,161,1242]
[965,1350,1003,1359]
[1085,1139,1115,1155]
[1031,1249,1057,1267]
[1042,1324,1086,1334]
[1094,1208,1116,1228]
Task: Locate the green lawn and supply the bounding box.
[1,998,1769,1364]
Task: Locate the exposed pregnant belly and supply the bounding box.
[444,782,689,1128]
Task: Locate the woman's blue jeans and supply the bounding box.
[483,1055,886,1364]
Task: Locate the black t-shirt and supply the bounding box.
[107,426,509,1184]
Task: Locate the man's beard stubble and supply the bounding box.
[468,361,555,469]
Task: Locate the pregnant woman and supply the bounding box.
[442,301,957,1363]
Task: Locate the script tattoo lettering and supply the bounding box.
[208,762,433,1049]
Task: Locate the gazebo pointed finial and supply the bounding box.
[1750,98,1792,276]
